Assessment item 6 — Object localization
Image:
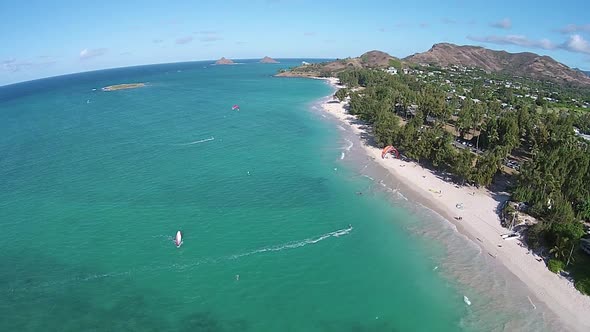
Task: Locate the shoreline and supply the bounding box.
[317,77,590,331]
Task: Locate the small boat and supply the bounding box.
[503,233,520,241]
[175,231,183,248]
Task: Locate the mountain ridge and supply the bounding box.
[276,50,400,77]
[404,43,590,86]
[278,43,590,86]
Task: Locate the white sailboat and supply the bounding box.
[175,231,183,248]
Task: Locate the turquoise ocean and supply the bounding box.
[0,60,562,331]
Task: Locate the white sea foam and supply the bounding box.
[397,191,408,201]
[463,295,472,306]
[362,174,374,181]
[344,138,353,151]
[340,152,345,160]
[338,125,346,131]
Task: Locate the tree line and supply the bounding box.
[335,68,590,293]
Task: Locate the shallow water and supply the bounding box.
[328,112,566,332]
[0,61,562,331]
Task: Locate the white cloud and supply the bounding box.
[1,58,55,72]
[175,36,193,44]
[79,48,108,60]
[490,18,512,29]
[1,59,19,72]
[560,34,590,54]
[468,33,590,55]
[195,30,217,35]
[468,35,555,49]
[194,31,223,42]
[558,24,590,34]
[200,35,223,42]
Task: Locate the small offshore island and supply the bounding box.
[215,57,235,65]
[101,83,146,91]
[260,56,279,63]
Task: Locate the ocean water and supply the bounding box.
[0,60,560,331]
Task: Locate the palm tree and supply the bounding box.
[549,243,567,261]
[550,236,576,267]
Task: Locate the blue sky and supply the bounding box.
[1,0,590,86]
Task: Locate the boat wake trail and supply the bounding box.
[177,137,215,145]
[2,227,354,293]
[228,226,353,260]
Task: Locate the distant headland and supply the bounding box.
[215,57,235,65]
[260,56,279,64]
[101,83,145,91]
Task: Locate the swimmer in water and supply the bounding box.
[236,274,240,281]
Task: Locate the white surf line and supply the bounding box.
[344,138,353,151]
[362,174,375,181]
[340,138,354,160]
[527,296,537,310]
[177,137,215,145]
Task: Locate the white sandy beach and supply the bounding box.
[321,77,590,331]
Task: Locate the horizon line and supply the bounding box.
[0,57,337,88]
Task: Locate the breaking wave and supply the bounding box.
[344,138,353,151]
